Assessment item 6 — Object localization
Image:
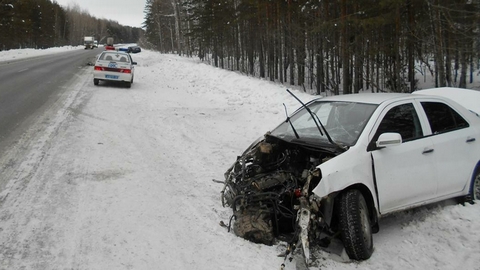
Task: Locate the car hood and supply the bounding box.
[413,87,480,116]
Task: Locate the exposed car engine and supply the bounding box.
[221,134,339,251]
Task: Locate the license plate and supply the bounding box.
[105,75,119,79]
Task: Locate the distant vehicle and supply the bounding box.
[105,37,115,50]
[93,40,98,48]
[106,37,114,46]
[84,36,94,49]
[93,51,137,88]
[127,46,141,54]
[222,88,480,263]
[118,48,129,52]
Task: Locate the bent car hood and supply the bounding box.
[413,87,480,115]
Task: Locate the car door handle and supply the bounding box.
[466,137,476,143]
[422,148,434,154]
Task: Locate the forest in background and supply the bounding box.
[0,0,143,51]
[143,0,480,94]
[1,0,478,95]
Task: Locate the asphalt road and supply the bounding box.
[0,48,100,153]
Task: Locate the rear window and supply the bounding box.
[99,53,130,63]
[421,102,469,134]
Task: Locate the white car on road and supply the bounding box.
[93,51,136,88]
[221,87,480,263]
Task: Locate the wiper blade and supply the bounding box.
[283,103,299,139]
[286,89,348,151]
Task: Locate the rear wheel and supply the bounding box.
[125,82,131,88]
[337,189,373,260]
[93,79,99,85]
[469,171,480,203]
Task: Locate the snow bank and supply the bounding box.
[0,45,83,62]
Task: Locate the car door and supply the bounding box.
[369,101,437,214]
[128,54,135,74]
[418,100,477,197]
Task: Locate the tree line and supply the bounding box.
[0,0,144,51]
[143,0,480,94]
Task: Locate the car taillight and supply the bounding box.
[95,65,131,73]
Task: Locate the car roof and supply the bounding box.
[101,51,129,56]
[413,87,480,115]
[314,93,411,105]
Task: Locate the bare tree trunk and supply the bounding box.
[171,0,182,55]
[429,0,446,87]
[459,47,467,88]
[316,37,324,94]
[341,0,350,94]
[259,38,265,78]
[407,0,415,92]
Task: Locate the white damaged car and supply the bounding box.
[221,87,480,263]
[93,51,136,88]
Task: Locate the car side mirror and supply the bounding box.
[376,132,402,148]
[367,132,402,151]
[132,62,137,65]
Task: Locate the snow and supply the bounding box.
[0,46,83,62]
[0,47,479,270]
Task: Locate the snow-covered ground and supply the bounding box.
[0,45,84,62]
[0,48,479,270]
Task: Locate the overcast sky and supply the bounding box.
[54,0,146,28]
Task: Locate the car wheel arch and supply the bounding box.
[468,160,480,202]
[334,184,379,233]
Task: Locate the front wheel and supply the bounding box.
[337,189,373,260]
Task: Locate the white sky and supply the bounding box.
[54,0,147,28]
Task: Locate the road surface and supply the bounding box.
[0,48,99,154]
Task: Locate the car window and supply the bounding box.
[99,53,130,63]
[373,103,423,142]
[420,102,469,134]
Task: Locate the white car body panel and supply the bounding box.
[313,145,374,198]
[431,126,477,194]
[372,136,437,213]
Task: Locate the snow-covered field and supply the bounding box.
[0,47,479,270]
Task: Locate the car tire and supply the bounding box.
[337,189,373,260]
[468,171,480,203]
[94,79,99,85]
[125,82,131,88]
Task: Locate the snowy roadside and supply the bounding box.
[0,46,85,62]
[0,48,478,270]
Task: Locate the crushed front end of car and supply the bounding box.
[221,133,342,263]
[220,93,378,264]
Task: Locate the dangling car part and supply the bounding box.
[221,88,480,264]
